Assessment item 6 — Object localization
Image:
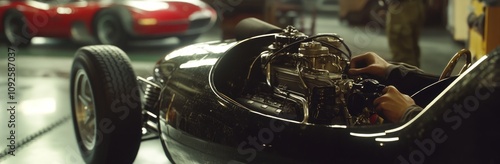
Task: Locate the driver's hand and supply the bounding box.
[348,52,392,80]
[373,86,415,123]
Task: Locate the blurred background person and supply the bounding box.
[386,0,426,67]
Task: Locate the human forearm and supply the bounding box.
[384,63,439,95]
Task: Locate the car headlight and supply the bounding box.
[138,18,157,26]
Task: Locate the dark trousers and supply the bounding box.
[386,0,426,67]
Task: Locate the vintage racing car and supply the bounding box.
[1,0,216,47]
[69,18,500,163]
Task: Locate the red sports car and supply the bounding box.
[0,0,217,47]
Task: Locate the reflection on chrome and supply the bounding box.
[375,137,399,142]
[204,42,235,54]
[179,58,218,68]
[217,100,228,108]
[349,132,386,137]
[327,125,347,128]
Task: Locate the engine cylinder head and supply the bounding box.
[299,41,329,57]
[298,41,342,73]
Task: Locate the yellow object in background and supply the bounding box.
[468,0,500,59]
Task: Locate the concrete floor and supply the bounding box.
[0,13,465,164]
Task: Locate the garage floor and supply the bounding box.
[0,13,463,164]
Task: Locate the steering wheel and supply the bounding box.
[439,49,472,80]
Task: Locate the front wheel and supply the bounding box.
[1,9,32,47]
[70,45,142,164]
[94,12,128,46]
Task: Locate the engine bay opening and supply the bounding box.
[214,26,389,127]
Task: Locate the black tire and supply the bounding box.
[70,45,142,164]
[1,9,32,47]
[178,34,201,45]
[93,12,128,47]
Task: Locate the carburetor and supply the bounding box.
[298,37,345,74]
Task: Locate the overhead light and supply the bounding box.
[179,58,218,69]
[350,132,386,137]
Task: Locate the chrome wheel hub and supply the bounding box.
[74,70,97,150]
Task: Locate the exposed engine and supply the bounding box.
[246,26,386,126]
